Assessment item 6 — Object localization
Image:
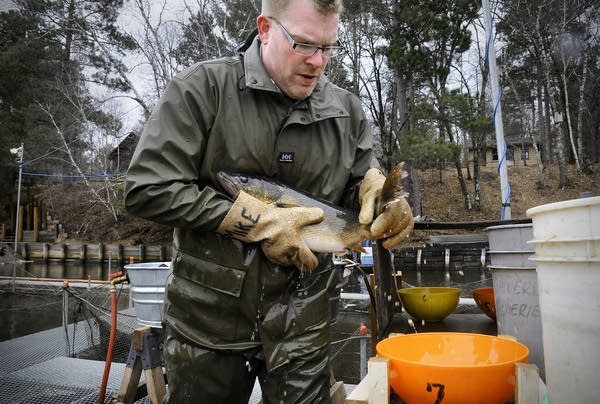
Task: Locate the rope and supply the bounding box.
[21,171,124,179]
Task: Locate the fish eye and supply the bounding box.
[240,176,248,184]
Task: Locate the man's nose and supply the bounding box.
[305,49,328,67]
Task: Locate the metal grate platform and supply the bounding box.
[0,356,150,404]
[0,305,149,404]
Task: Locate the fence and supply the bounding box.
[12,242,172,264]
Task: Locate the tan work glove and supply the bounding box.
[217,190,324,271]
[358,168,414,250]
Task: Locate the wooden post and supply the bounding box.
[346,357,390,404]
[19,242,28,260]
[42,243,49,262]
[114,327,166,404]
[33,207,39,242]
[138,244,145,262]
[41,204,47,230]
[330,380,346,404]
[516,363,541,404]
[372,241,396,341]
[369,274,378,356]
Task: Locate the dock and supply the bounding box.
[0,285,496,403]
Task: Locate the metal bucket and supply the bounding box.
[124,262,171,328]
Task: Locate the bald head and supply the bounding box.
[262,0,343,19]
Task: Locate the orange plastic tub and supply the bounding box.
[376,332,529,404]
[472,287,496,320]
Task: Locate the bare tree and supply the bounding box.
[35,75,123,223]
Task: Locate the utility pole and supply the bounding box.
[482,0,511,220]
[10,143,24,292]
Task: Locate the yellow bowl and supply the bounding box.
[377,332,529,404]
[398,287,460,322]
[473,287,496,319]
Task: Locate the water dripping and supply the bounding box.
[443,249,451,283]
[407,318,418,333]
[251,284,266,342]
[416,249,422,283]
[250,321,258,341]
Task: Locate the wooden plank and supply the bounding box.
[33,207,39,242]
[115,360,143,403]
[414,218,531,230]
[114,326,164,404]
[516,363,540,404]
[145,366,166,403]
[330,380,346,404]
[346,357,389,404]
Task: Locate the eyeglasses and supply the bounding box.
[269,17,342,57]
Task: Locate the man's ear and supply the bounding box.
[257,15,272,43]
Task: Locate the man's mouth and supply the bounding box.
[298,73,318,84]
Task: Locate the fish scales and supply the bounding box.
[217,164,406,254]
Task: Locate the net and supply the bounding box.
[0,259,149,403]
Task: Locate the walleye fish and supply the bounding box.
[217,163,408,254]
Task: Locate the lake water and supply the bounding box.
[1,260,492,339]
[0,260,491,384]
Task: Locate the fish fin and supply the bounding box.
[398,162,408,180]
[275,195,302,208]
[349,243,367,254]
[276,202,302,208]
[380,162,410,211]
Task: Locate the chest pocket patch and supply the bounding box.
[278,152,294,163]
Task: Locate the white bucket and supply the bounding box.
[486,223,545,379]
[124,262,171,328]
[489,265,544,380]
[527,196,600,404]
[487,223,535,251]
[488,250,535,267]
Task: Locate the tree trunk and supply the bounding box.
[454,159,472,210]
[408,165,421,217]
[473,138,483,211]
[577,58,588,171]
[441,117,471,210]
[435,94,471,210]
[556,123,568,188]
[561,59,580,170]
[535,80,549,188]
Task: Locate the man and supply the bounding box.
[124,0,413,402]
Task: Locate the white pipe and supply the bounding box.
[482,0,512,219]
[459,297,477,306]
[340,292,370,301]
[12,143,24,293]
[340,293,478,306]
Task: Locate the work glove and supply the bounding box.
[358,167,414,250]
[217,190,325,271]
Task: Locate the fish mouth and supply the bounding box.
[216,172,241,198]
